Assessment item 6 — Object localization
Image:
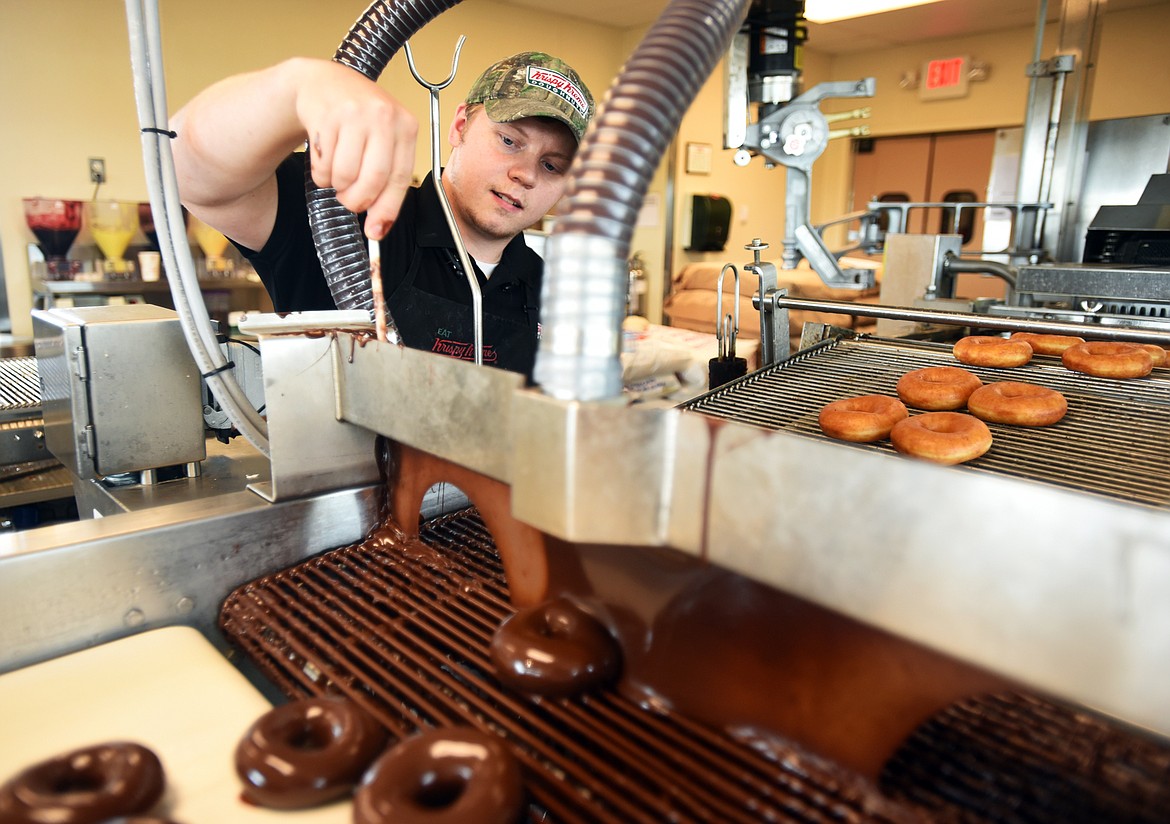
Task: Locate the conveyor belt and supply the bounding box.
[882,692,1170,822]
[0,358,41,422]
[221,508,1170,823]
[684,336,1170,508]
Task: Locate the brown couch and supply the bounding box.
[663,258,882,349]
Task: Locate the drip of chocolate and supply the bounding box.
[380,440,550,607]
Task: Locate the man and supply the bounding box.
[172,52,594,376]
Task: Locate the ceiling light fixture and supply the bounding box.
[804,0,946,24]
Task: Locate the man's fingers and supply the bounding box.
[308,121,338,191]
[301,85,418,238]
[362,169,415,240]
[363,114,419,239]
[328,124,371,198]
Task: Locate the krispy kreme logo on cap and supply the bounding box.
[526,67,589,116]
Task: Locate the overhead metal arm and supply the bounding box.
[738,78,877,287]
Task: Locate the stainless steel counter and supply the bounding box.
[0,436,380,674]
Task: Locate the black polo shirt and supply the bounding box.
[235,152,543,361]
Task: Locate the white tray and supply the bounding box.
[0,626,349,822]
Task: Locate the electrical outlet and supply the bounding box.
[88,157,106,185]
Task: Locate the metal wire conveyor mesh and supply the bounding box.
[684,336,1170,508]
[220,508,1170,823]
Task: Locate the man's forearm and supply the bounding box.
[172,58,308,211]
[171,57,418,244]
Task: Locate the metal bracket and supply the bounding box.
[72,346,88,382]
[1026,53,1077,77]
[740,79,877,289]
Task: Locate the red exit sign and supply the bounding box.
[920,56,970,100]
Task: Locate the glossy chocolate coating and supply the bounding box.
[490,596,622,698]
[353,728,524,824]
[0,742,164,824]
[234,695,388,809]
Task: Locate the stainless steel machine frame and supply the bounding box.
[336,337,1170,740]
[31,305,206,481]
[4,302,1170,744]
[3,0,1169,778]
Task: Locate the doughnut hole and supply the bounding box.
[32,760,109,795]
[415,766,471,809]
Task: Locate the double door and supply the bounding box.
[850,129,1005,299]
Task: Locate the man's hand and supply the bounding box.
[173,57,419,248]
[292,60,419,239]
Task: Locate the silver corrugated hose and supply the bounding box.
[534,0,750,401]
[309,0,463,315]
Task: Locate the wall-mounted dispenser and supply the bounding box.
[684,194,733,252]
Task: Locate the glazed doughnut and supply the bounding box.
[0,742,165,824]
[490,597,621,698]
[353,727,524,824]
[818,395,908,442]
[896,366,983,411]
[1009,332,1085,356]
[953,335,1033,367]
[890,412,993,465]
[1061,341,1154,379]
[967,382,1068,427]
[235,696,388,809]
[1137,343,1168,367]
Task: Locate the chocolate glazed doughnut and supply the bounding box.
[353,727,525,824]
[234,696,388,809]
[0,742,165,824]
[490,596,622,698]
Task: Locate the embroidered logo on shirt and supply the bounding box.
[432,337,498,364]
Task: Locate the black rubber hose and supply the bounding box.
[307,0,462,315]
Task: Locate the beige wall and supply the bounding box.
[4,2,1169,336]
[669,2,1170,284]
[0,0,628,336]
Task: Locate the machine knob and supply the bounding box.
[733,149,753,167]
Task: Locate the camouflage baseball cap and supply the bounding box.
[465,52,594,143]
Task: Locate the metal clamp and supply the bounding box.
[715,264,739,362]
[743,239,788,366]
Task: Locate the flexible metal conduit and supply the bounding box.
[308,0,462,314]
[533,0,751,401]
[123,0,270,457]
